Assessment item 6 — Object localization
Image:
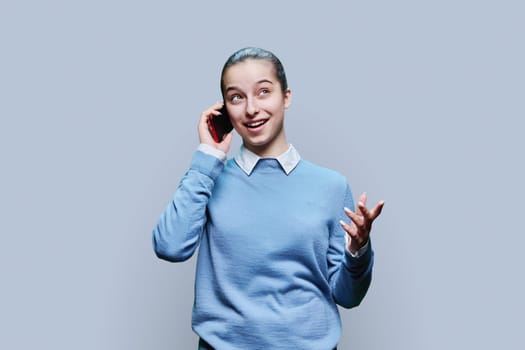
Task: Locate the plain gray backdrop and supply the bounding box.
[1,0,523,349]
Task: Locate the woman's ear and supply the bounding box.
[284,88,292,109]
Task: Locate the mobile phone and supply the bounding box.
[209,104,233,143]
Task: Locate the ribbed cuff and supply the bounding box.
[347,240,369,258]
[198,144,227,163]
[343,240,373,271]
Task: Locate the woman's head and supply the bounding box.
[220,47,288,96]
[220,47,292,157]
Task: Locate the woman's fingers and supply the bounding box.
[198,102,228,147]
[341,197,385,242]
[217,131,233,153]
[357,192,367,207]
[339,218,366,252]
[339,218,357,239]
[344,207,365,230]
[369,200,385,220]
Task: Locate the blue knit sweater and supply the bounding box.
[153,150,374,350]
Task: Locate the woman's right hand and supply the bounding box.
[198,101,233,154]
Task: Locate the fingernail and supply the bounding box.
[339,220,346,226]
[344,207,351,212]
[358,202,364,207]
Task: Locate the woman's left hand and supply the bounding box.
[340,192,384,255]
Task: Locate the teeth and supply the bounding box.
[247,120,266,127]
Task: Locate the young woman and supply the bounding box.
[153,47,384,350]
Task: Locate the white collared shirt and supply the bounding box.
[234,144,301,175]
[198,143,301,175]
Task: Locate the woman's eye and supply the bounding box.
[259,89,270,96]
[230,95,242,103]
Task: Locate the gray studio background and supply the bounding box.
[1,1,523,349]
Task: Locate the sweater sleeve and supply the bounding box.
[152,150,224,262]
[328,183,374,308]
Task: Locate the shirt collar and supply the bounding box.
[234,144,301,175]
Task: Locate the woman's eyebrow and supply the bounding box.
[256,79,273,85]
[225,86,241,93]
[225,80,274,93]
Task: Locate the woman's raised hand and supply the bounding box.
[198,102,233,154]
[340,192,384,255]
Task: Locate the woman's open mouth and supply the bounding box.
[245,119,268,130]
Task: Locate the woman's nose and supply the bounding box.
[245,97,260,117]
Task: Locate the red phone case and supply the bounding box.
[210,106,233,143]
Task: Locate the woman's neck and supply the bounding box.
[243,139,289,158]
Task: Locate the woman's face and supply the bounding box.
[222,59,291,157]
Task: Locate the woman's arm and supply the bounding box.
[152,103,233,262]
[152,151,224,262]
[328,184,383,308]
